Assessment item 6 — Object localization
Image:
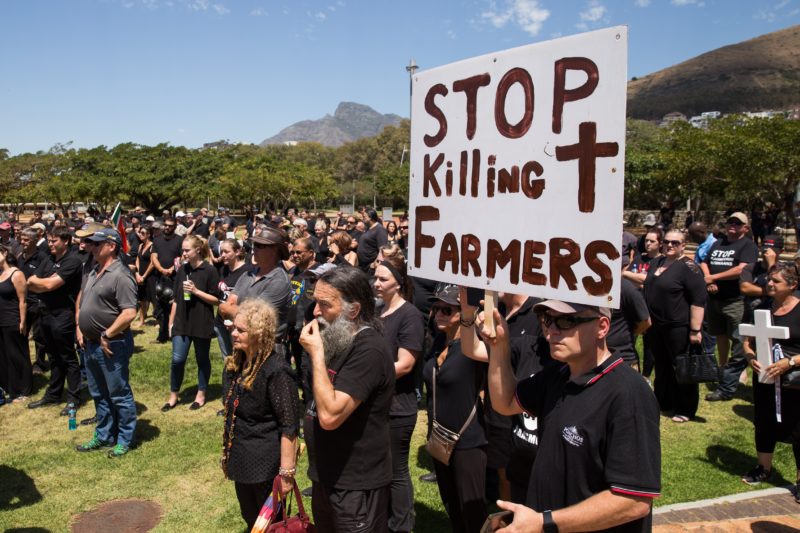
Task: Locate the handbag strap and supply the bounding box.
[271,474,309,518]
[432,365,483,435]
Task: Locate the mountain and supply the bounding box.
[260,102,404,147]
[627,24,800,120]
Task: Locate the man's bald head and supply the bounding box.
[687,221,707,244]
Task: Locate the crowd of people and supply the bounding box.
[1,202,800,532]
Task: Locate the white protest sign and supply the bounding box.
[739,309,790,384]
[408,27,627,307]
[383,207,394,222]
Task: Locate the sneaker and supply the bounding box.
[107,444,129,458]
[705,390,732,402]
[742,465,771,485]
[76,434,113,452]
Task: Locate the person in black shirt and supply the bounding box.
[298,267,394,532]
[623,229,662,290]
[422,284,488,533]
[482,300,660,533]
[741,262,800,496]
[27,227,84,414]
[356,210,388,273]
[215,239,253,359]
[0,244,31,401]
[151,218,183,343]
[18,228,50,375]
[643,231,706,422]
[134,225,156,327]
[702,212,759,401]
[460,291,551,505]
[608,278,651,370]
[222,299,300,530]
[162,236,221,412]
[374,255,424,533]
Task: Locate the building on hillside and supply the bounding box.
[659,111,687,127]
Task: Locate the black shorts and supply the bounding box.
[311,483,389,533]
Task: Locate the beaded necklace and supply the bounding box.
[221,375,242,479]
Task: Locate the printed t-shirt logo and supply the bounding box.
[562,426,584,447]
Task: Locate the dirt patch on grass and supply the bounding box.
[72,499,162,532]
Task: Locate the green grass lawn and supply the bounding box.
[0,326,796,532]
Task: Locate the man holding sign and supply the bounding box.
[481,299,660,532]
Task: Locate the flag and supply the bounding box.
[110,202,129,254]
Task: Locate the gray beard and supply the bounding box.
[318,315,356,366]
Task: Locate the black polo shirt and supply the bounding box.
[35,248,83,313]
[516,356,660,533]
[19,249,49,306]
[172,261,221,339]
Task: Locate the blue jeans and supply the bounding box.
[214,323,233,359]
[170,336,211,392]
[84,331,137,447]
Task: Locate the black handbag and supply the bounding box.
[674,343,719,384]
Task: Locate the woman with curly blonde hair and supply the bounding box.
[221,299,300,530]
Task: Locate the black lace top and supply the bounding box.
[223,350,300,484]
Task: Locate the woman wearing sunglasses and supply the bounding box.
[741,262,800,495]
[643,230,706,423]
[422,284,488,533]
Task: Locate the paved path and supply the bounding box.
[654,487,800,531]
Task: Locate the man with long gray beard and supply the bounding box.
[299,267,395,533]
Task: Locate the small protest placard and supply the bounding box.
[408,27,627,307]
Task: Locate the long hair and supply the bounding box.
[224,300,278,391]
[183,235,211,261]
[330,230,352,253]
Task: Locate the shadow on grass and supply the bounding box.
[703,444,792,486]
[414,501,450,533]
[732,403,755,423]
[0,465,42,510]
[30,374,49,396]
[134,418,161,447]
[178,383,223,404]
[416,443,434,471]
[135,401,149,415]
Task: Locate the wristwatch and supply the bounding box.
[789,357,796,368]
[542,510,558,533]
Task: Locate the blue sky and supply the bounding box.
[1,0,797,155]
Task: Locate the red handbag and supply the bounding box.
[266,475,315,533]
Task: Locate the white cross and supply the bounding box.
[739,309,790,384]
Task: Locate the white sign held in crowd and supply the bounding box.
[408,27,627,307]
[739,309,790,384]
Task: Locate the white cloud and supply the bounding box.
[447,29,457,39]
[634,0,651,6]
[212,3,229,14]
[313,11,327,21]
[480,0,550,36]
[250,7,268,16]
[579,0,606,22]
[754,0,794,21]
[671,0,704,5]
[187,0,209,10]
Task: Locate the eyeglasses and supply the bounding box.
[726,220,743,226]
[663,240,684,247]
[431,305,456,316]
[539,313,599,331]
[164,225,176,229]
[400,226,409,230]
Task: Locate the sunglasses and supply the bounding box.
[164,225,176,229]
[726,220,743,226]
[432,305,456,316]
[663,239,684,247]
[539,313,598,331]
